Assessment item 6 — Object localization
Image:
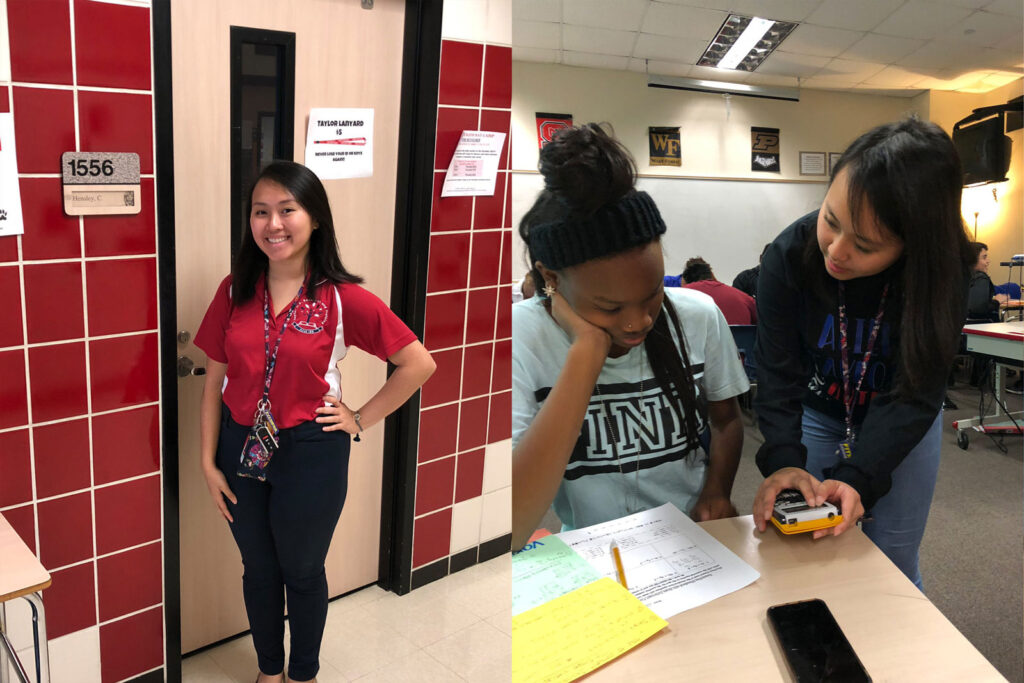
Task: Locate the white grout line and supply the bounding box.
[8,254,159,265]
[41,538,161,573]
[9,81,152,96]
[0,401,159,434]
[98,602,162,629]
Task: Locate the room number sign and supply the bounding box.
[61,152,141,216]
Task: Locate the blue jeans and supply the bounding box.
[216,408,350,680]
[801,406,941,590]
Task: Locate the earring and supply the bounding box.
[543,284,556,297]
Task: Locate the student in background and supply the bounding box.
[966,241,1007,321]
[732,243,769,298]
[752,118,973,589]
[512,123,749,550]
[680,256,757,325]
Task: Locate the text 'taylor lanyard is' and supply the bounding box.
[837,281,889,441]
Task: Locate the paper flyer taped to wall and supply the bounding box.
[440,130,506,197]
[304,108,373,180]
[0,114,25,238]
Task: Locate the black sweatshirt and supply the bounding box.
[753,212,953,511]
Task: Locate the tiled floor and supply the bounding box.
[182,556,511,682]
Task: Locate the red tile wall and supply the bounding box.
[411,39,512,572]
[1,2,164,680]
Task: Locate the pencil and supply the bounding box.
[610,539,628,590]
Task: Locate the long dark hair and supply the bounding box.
[519,123,705,452]
[232,160,363,305]
[817,118,973,396]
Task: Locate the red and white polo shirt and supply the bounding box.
[195,274,417,428]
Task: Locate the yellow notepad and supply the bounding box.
[512,577,668,683]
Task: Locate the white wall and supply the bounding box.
[511,61,928,283]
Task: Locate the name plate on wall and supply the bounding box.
[61,152,141,215]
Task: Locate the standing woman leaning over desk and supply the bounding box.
[752,119,972,589]
[194,161,435,683]
[511,124,750,550]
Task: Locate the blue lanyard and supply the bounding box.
[837,281,888,441]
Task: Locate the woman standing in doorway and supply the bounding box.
[194,161,435,682]
[752,118,972,589]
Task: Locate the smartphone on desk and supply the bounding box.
[767,598,871,683]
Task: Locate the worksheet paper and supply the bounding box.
[511,578,667,683]
[557,503,760,619]
[512,535,602,616]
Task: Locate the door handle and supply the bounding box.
[177,356,207,377]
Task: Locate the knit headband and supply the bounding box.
[528,191,667,270]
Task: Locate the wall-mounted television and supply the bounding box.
[953,113,1012,187]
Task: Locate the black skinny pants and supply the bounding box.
[216,407,350,680]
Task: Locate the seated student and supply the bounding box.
[966,241,1007,322]
[732,244,769,298]
[681,257,758,325]
[511,123,749,550]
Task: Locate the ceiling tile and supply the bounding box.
[925,0,990,8]
[900,39,971,69]
[561,51,631,70]
[782,24,866,57]
[940,10,1024,48]
[641,4,728,39]
[862,65,932,86]
[800,75,861,90]
[873,1,975,40]
[993,31,1024,55]
[512,20,562,49]
[680,0,820,23]
[911,71,964,89]
[803,0,906,32]
[983,0,1024,17]
[512,46,560,63]
[853,86,924,97]
[513,0,562,21]
[756,51,831,78]
[818,58,888,81]
[627,57,648,72]
[840,33,926,63]
[745,72,800,87]
[563,24,637,56]
[630,58,690,77]
[563,0,648,31]
[633,32,708,62]
[983,49,1024,71]
[980,72,1024,87]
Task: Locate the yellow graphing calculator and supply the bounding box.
[771,489,843,535]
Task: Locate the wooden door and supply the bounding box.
[171,0,407,652]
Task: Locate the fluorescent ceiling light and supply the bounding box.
[718,17,773,70]
[698,14,798,72]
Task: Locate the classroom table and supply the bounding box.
[0,513,51,683]
[953,320,1024,449]
[586,515,1002,682]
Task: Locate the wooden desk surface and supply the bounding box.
[0,513,50,603]
[587,516,1002,682]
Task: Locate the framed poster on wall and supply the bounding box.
[799,151,827,176]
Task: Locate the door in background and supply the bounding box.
[171,0,407,652]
